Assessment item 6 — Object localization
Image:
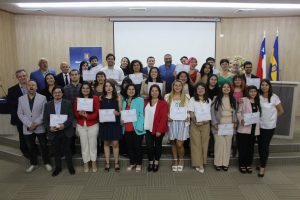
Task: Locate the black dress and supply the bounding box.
[99,97,122,141]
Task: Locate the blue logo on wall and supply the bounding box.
[69,47,102,69]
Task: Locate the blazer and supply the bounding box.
[7,84,24,125]
[30,68,56,91]
[122,97,145,135]
[56,72,69,87]
[211,97,238,134]
[144,98,169,135]
[43,99,74,139]
[17,93,47,135]
[140,80,166,99]
[73,96,100,127]
[237,97,260,135]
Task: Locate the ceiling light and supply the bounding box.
[15,2,300,9]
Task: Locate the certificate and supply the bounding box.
[195,111,211,122]
[247,78,260,88]
[243,112,260,125]
[170,107,187,120]
[175,64,189,74]
[77,98,93,112]
[218,124,234,135]
[99,109,116,122]
[82,70,96,81]
[147,82,163,93]
[50,114,67,127]
[129,73,143,85]
[121,109,137,123]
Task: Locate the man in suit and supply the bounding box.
[30,58,56,92]
[17,80,52,173]
[56,62,70,87]
[44,86,75,176]
[142,56,155,77]
[7,69,30,158]
[242,61,259,84]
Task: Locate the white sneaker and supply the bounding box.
[195,167,204,173]
[25,165,38,173]
[172,165,178,172]
[45,164,52,172]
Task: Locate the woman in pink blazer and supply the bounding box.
[237,85,260,174]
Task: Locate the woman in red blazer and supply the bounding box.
[144,84,168,172]
[73,82,100,173]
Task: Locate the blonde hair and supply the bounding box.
[166,79,188,107]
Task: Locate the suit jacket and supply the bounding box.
[30,68,56,92]
[7,84,24,125]
[56,72,69,87]
[17,93,47,135]
[43,99,74,139]
[144,98,169,134]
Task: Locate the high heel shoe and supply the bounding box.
[115,162,120,172]
[104,163,110,172]
[147,164,153,172]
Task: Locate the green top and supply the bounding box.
[218,74,233,86]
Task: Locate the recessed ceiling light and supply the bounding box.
[15,2,300,9]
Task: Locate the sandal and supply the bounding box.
[104,163,110,172]
[115,162,120,172]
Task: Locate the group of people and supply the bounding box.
[7,53,284,178]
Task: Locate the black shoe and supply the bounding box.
[104,163,110,172]
[147,164,153,172]
[222,166,229,171]
[246,167,253,174]
[68,167,75,175]
[214,165,221,171]
[153,164,159,172]
[52,168,62,177]
[239,167,247,174]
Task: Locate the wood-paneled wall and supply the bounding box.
[14,15,113,74]
[0,10,17,97]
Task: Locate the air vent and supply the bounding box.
[234,8,256,13]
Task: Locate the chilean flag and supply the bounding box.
[256,33,266,79]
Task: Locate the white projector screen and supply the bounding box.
[113,21,216,68]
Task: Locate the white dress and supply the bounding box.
[167,99,189,141]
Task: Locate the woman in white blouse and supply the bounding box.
[257,79,284,177]
[188,82,211,173]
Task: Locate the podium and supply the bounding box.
[271,81,299,139]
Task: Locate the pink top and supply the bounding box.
[233,91,243,102]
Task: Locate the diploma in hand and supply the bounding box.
[218,124,234,135]
[77,98,93,112]
[129,74,143,85]
[50,114,67,127]
[243,112,260,125]
[99,109,116,122]
[121,109,137,123]
[247,78,260,88]
[170,107,187,120]
[82,70,96,81]
[147,82,163,93]
[195,111,211,122]
[175,64,189,74]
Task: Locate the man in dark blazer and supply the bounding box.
[55,62,70,87]
[43,86,75,176]
[7,69,29,158]
[242,61,259,84]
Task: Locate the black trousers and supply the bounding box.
[52,132,73,169]
[258,128,275,168]
[16,123,30,158]
[24,133,50,165]
[145,131,163,161]
[208,131,215,154]
[237,132,255,167]
[124,131,143,165]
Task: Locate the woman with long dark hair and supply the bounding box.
[257,79,284,177]
[144,84,168,172]
[93,71,106,97]
[237,86,261,174]
[176,71,194,97]
[120,57,131,76]
[196,62,213,85]
[79,61,89,84]
[41,73,57,101]
[140,67,166,98]
[211,83,237,171]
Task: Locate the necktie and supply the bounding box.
[65,74,69,85]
